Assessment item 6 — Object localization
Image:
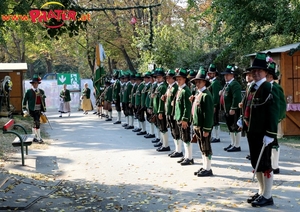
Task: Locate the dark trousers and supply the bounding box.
[194,127,212,157]
[136,106,145,122]
[122,102,128,116]
[177,122,191,143]
[213,104,220,126]
[247,132,272,172]
[167,115,180,140]
[156,114,168,133]
[224,109,240,132]
[29,110,41,129]
[115,96,121,112]
[127,103,134,116]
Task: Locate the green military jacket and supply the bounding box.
[149,82,158,109]
[142,82,151,108]
[245,81,279,138]
[273,82,286,121]
[104,85,113,102]
[60,89,71,102]
[113,79,121,100]
[122,82,133,103]
[22,88,46,112]
[175,85,192,122]
[222,79,242,112]
[130,83,138,105]
[135,82,145,107]
[208,77,222,107]
[82,87,91,99]
[165,82,178,116]
[192,89,214,132]
[152,82,167,114]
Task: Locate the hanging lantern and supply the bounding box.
[130,16,137,25]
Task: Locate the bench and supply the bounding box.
[2,119,34,166]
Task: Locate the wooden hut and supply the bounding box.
[0,63,28,114]
[247,42,300,136]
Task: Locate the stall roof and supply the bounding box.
[246,42,300,56]
[0,63,28,71]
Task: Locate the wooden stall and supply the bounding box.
[247,42,300,136]
[0,63,28,114]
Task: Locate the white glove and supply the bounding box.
[263,135,274,146]
[237,118,243,128]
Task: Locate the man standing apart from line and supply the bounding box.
[175,68,193,165]
[207,64,222,143]
[243,53,279,207]
[220,65,242,152]
[22,74,46,143]
[190,69,214,176]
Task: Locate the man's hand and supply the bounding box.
[181,121,188,129]
[229,109,235,115]
[158,113,163,120]
[129,103,132,108]
[263,136,274,146]
[189,95,194,103]
[203,131,209,137]
[238,102,243,108]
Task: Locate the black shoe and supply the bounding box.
[168,151,176,156]
[251,196,274,207]
[38,139,44,144]
[59,115,62,117]
[273,168,280,174]
[154,142,162,147]
[194,168,204,175]
[170,152,183,158]
[33,138,39,143]
[157,146,170,152]
[197,169,213,177]
[211,138,220,143]
[93,111,98,114]
[114,121,121,124]
[210,137,215,142]
[132,128,141,132]
[137,131,147,135]
[247,193,260,203]
[105,118,112,121]
[224,144,232,151]
[227,146,241,152]
[246,154,251,160]
[181,158,194,166]
[151,138,160,143]
[177,157,185,163]
[122,123,128,127]
[125,125,134,129]
[144,134,155,138]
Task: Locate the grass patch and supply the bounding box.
[0,115,50,162]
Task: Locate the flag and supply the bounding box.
[94,43,106,96]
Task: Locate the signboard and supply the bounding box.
[57,73,80,86]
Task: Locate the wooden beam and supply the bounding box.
[286,113,300,128]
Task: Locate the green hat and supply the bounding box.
[207,64,217,73]
[113,70,119,78]
[30,74,42,84]
[191,68,210,87]
[247,53,269,71]
[221,64,237,75]
[267,62,278,80]
[143,71,152,78]
[166,69,176,77]
[155,68,165,76]
[135,73,143,80]
[175,68,188,78]
[188,69,197,79]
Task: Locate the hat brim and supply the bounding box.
[246,66,269,71]
[220,71,234,75]
[30,81,41,84]
[190,78,210,86]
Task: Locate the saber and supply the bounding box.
[43,113,53,130]
[252,143,266,181]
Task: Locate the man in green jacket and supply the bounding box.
[207,64,222,143]
[134,73,146,135]
[191,69,214,176]
[175,68,193,165]
[103,80,113,121]
[112,70,122,124]
[163,69,181,157]
[121,72,130,127]
[220,65,242,152]
[143,72,156,139]
[266,62,286,175]
[22,74,46,143]
[243,53,279,207]
[152,68,169,151]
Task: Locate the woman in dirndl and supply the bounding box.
[59,84,71,117]
[81,83,93,114]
